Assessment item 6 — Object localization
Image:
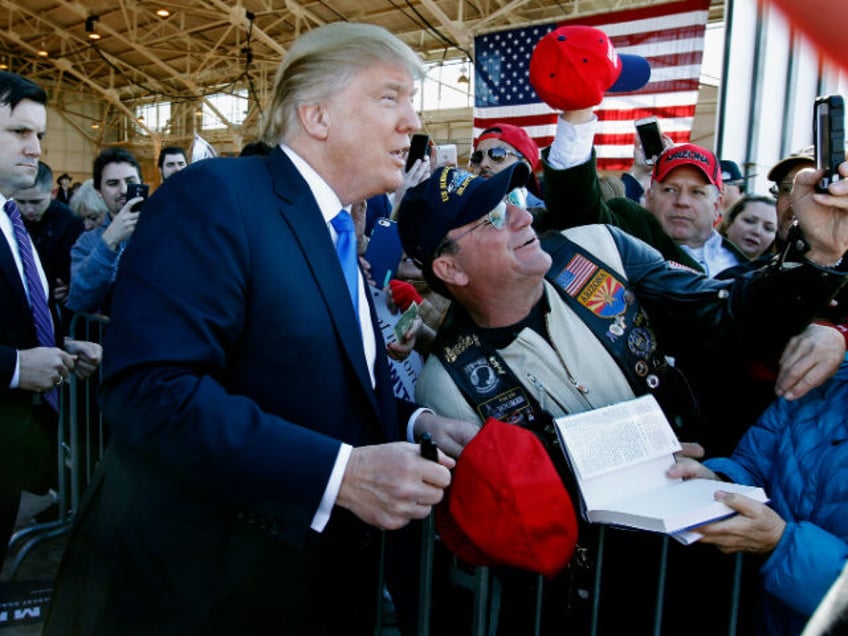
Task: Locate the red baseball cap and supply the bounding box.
[652,143,723,189]
[529,25,652,111]
[435,418,578,578]
[475,123,540,171]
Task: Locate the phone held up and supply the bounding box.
[405,133,431,172]
[126,183,149,212]
[814,94,845,194]
[635,116,664,165]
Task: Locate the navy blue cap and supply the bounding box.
[397,163,531,272]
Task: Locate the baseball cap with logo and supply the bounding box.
[397,163,530,275]
[653,143,723,189]
[529,25,652,111]
[435,418,579,578]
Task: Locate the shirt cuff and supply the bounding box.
[9,350,20,388]
[547,114,598,169]
[310,443,352,533]
[407,406,434,442]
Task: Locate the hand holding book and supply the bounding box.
[554,395,769,545]
[668,458,786,554]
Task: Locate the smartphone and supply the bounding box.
[814,94,845,193]
[435,144,458,167]
[364,217,404,289]
[405,133,431,172]
[635,116,664,165]
[126,183,149,212]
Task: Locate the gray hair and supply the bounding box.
[261,22,425,145]
[69,179,108,219]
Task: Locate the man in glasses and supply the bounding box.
[469,123,545,208]
[396,160,848,634]
[767,145,815,240]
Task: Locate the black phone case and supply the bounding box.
[814,94,845,193]
[637,121,664,164]
[405,134,430,172]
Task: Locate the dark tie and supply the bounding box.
[4,199,58,411]
[331,210,359,318]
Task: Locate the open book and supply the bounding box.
[554,395,768,544]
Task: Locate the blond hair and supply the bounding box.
[261,23,425,145]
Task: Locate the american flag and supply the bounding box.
[556,253,598,297]
[473,0,711,171]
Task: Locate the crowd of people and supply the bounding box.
[0,17,845,636]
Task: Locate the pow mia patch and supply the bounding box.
[464,358,498,394]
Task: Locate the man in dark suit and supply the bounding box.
[13,160,83,310]
[0,72,101,567]
[44,22,471,635]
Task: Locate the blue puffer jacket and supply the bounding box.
[706,359,848,636]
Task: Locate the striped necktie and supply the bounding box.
[331,210,359,319]
[5,199,58,411]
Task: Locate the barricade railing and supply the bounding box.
[6,311,749,634]
[401,520,750,636]
[6,312,109,579]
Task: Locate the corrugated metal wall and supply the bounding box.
[715,0,847,195]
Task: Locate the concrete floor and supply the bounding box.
[0,492,66,635]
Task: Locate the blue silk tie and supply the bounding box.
[5,199,59,411]
[330,210,359,319]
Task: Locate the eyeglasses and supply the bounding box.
[436,189,527,253]
[768,181,793,197]
[469,147,524,165]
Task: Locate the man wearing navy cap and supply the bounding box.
[396,157,848,634]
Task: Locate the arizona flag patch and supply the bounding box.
[578,270,627,317]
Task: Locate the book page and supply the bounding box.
[555,395,681,481]
[598,479,768,533]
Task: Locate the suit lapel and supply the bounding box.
[0,235,35,329]
[267,149,382,418]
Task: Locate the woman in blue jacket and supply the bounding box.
[669,359,848,635]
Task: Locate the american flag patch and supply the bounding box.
[555,254,598,296]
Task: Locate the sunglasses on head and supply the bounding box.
[469,147,524,165]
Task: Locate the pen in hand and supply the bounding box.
[419,432,438,462]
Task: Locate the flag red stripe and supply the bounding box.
[473,114,558,129]
[558,0,711,28]
[611,25,708,49]
[598,105,698,120]
[614,78,702,95]
[594,131,691,146]
[643,51,706,69]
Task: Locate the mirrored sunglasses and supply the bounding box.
[469,147,524,165]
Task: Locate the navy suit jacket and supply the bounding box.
[44,147,418,631]
[0,216,59,497]
[96,146,410,537]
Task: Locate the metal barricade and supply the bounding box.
[407,520,749,636]
[6,312,109,578]
[4,312,752,634]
